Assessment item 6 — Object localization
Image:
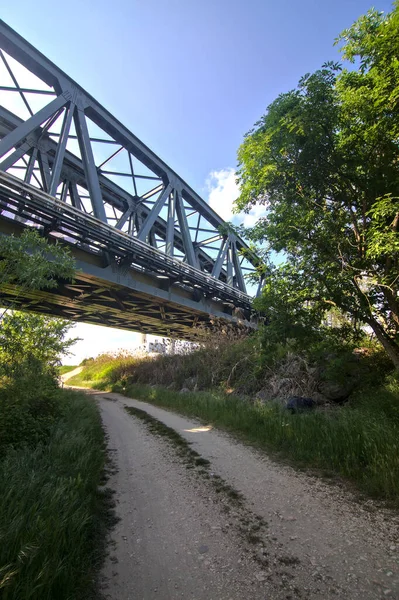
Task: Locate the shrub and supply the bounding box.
[0,359,63,456]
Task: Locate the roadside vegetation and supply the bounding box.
[0,231,111,599]
[68,344,399,506]
[0,390,109,600]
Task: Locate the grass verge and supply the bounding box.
[121,383,399,506]
[0,389,115,600]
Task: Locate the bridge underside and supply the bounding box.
[0,217,249,340]
[0,277,225,339]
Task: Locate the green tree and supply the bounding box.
[0,228,75,294]
[0,312,77,380]
[0,228,77,381]
[236,3,399,369]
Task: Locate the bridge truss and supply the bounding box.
[0,20,262,339]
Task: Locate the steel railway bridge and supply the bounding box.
[0,21,262,339]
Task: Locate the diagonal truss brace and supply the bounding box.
[138,183,172,241]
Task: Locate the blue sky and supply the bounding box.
[3,0,394,363]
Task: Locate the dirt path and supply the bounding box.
[97,391,399,600]
[60,366,83,383]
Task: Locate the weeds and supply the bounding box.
[68,334,258,394]
[0,390,114,600]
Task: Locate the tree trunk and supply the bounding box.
[367,316,399,370]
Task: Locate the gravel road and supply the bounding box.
[96,391,399,600]
[60,366,82,383]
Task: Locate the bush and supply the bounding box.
[0,359,63,456]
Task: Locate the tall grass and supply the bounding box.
[69,352,142,389]
[68,337,258,393]
[123,383,399,505]
[0,390,109,600]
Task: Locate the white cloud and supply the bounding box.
[206,167,265,227]
[241,202,266,228]
[206,168,239,221]
[63,323,142,365]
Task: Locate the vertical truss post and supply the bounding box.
[165,189,176,256]
[211,238,228,279]
[60,180,68,203]
[134,211,143,236]
[23,147,38,185]
[38,150,51,192]
[256,276,264,297]
[176,191,199,268]
[232,241,246,293]
[14,148,38,223]
[69,181,83,211]
[149,231,158,248]
[194,213,201,243]
[48,102,75,196]
[227,240,234,286]
[116,204,134,230]
[74,108,107,222]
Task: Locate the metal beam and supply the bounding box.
[0,140,31,171]
[232,241,247,293]
[211,239,228,279]
[176,190,199,268]
[73,108,107,222]
[195,234,222,248]
[23,147,37,185]
[48,102,75,196]
[0,94,68,158]
[38,150,51,192]
[227,241,234,286]
[115,205,134,230]
[165,189,176,256]
[69,181,83,211]
[138,183,172,241]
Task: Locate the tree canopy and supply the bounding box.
[0,229,75,293]
[236,3,399,368]
[0,311,77,381]
[0,229,77,381]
